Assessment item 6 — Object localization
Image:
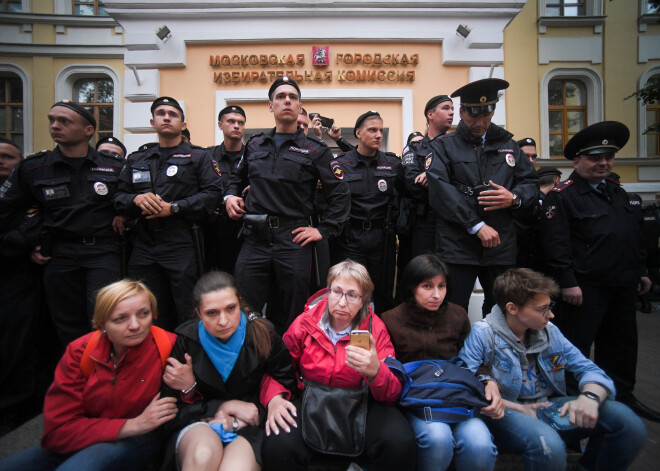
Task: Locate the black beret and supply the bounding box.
[218,105,246,121]
[268,76,301,100]
[354,111,381,137]
[424,95,452,117]
[52,100,96,129]
[95,136,126,156]
[181,128,190,140]
[407,131,424,145]
[451,78,509,107]
[517,137,537,148]
[564,121,630,160]
[536,166,562,178]
[150,96,185,120]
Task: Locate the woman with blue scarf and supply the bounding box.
[160,271,297,471]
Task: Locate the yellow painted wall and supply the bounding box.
[158,42,470,152]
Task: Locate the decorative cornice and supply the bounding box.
[0,13,118,27]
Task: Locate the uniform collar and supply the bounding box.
[265,126,308,147]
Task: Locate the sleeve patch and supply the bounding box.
[425,153,433,170]
[331,162,344,180]
[212,159,222,176]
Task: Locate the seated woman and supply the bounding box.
[459,268,647,471]
[381,254,502,471]
[0,280,178,471]
[160,271,296,471]
[262,260,417,471]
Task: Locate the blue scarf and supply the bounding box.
[198,313,246,382]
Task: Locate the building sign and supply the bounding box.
[210,47,418,85]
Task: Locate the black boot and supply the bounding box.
[619,394,660,422]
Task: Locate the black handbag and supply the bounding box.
[301,379,369,457]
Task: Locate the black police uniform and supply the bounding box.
[402,133,444,257]
[540,172,645,399]
[0,146,123,345]
[427,121,538,313]
[113,140,223,329]
[204,142,245,274]
[225,127,350,334]
[330,148,403,313]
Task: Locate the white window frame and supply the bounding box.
[638,66,660,158]
[55,64,122,139]
[539,67,603,159]
[538,0,605,33]
[0,63,32,155]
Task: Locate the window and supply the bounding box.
[548,79,588,158]
[545,0,585,16]
[647,104,659,157]
[0,74,24,151]
[0,0,22,12]
[645,1,660,14]
[73,1,108,16]
[73,78,113,146]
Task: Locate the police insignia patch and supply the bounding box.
[545,205,557,219]
[212,159,222,176]
[505,154,515,167]
[332,163,344,180]
[425,153,433,170]
[377,179,387,192]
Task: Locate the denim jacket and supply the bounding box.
[458,307,616,402]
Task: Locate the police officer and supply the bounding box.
[0,101,123,346]
[204,105,247,274]
[224,77,350,334]
[427,79,538,314]
[402,95,455,257]
[540,121,660,422]
[516,137,538,165]
[113,96,223,329]
[96,136,127,159]
[330,111,403,313]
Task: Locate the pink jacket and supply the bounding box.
[261,289,402,405]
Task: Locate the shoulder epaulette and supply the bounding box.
[384,151,400,160]
[605,177,622,186]
[551,179,574,192]
[25,150,48,160]
[189,143,204,150]
[137,142,158,152]
[307,134,327,147]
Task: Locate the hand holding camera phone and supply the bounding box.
[350,330,370,350]
[309,113,335,128]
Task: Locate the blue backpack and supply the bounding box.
[385,356,491,423]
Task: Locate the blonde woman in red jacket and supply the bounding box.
[261,260,417,470]
[0,280,177,471]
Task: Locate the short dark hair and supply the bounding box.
[400,254,450,306]
[493,268,559,313]
[539,174,558,187]
[0,137,22,155]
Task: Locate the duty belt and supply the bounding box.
[349,218,385,231]
[266,215,308,229]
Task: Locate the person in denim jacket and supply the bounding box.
[460,268,646,471]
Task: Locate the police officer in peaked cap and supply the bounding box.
[0,101,124,346]
[224,77,350,334]
[426,78,538,315]
[113,96,223,329]
[540,121,660,422]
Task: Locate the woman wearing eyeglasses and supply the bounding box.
[459,268,646,471]
[261,260,417,470]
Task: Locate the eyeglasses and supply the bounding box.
[328,288,363,304]
[523,301,556,318]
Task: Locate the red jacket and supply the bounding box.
[41,329,176,454]
[261,289,402,405]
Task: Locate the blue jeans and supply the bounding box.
[406,412,497,471]
[0,430,162,471]
[484,399,646,471]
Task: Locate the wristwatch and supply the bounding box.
[580,391,601,405]
[511,193,521,208]
[170,201,180,214]
[231,415,239,432]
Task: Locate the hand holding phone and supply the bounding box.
[350,330,370,350]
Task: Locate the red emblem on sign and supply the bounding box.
[312,46,329,66]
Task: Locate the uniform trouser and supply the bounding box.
[412,212,437,258]
[555,283,638,399]
[128,229,199,331]
[0,260,39,411]
[203,214,242,275]
[43,239,120,346]
[331,226,395,314]
[234,225,312,336]
[445,264,509,317]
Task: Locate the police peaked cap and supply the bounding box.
[268,76,301,100]
[95,136,126,156]
[517,137,537,148]
[218,105,246,121]
[536,166,562,178]
[451,78,509,107]
[407,131,424,145]
[151,96,185,121]
[354,111,381,137]
[52,100,96,129]
[424,95,452,117]
[563,121,630,160]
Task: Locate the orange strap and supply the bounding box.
[80,326,174,378]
